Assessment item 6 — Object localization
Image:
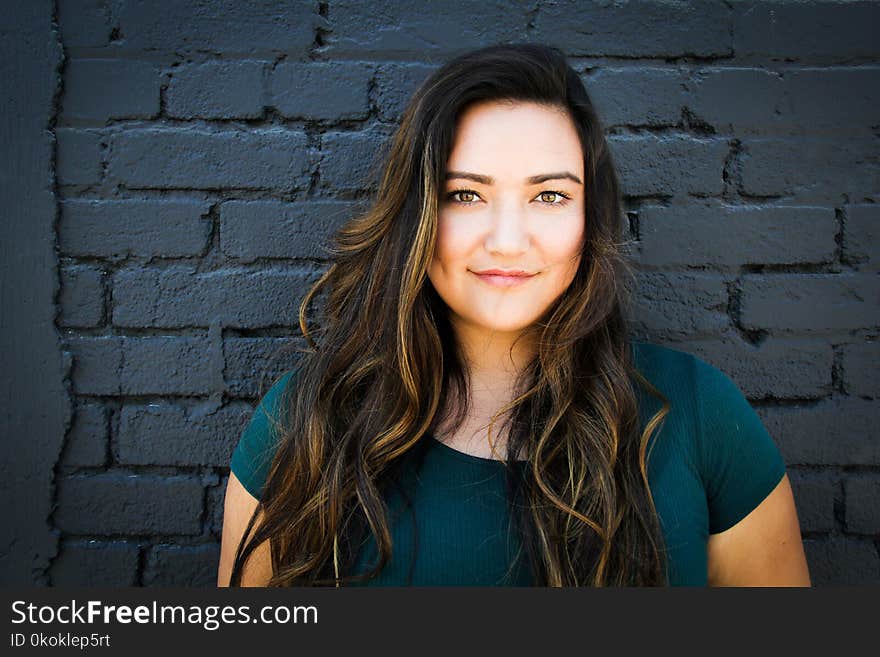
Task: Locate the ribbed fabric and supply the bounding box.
[230,342,787,586]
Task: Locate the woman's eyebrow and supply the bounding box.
[445,170,583,185]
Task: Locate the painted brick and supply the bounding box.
[760,398,880,466]
[320,126,394,191]
[50,540,139,586]
[733,2,878,61]
[608,135,727,197]
[803,537,879,586]
[323,0,530,59]
[223,337,301,398]
[66,336,123,396]
[62,59,160,122]
[788,470,838,534]
[166,61,267,119]
[67,336,217,396]
[117,401,252,467]
[374,63,437,122]
[533,0,731,58]
[740,273,880,332]
[60,199,212,258]
[108,128,313,191]
[271,61,371,120]
[57,0,111,48]
[844,204,879,270]
[639,203,836,268]
[126,337,219,396]
[630,273,730,338]
[61,403,108,468]
[674,337,833,400]
[685,68,784,134]
[56,128,103,186]
[55,474,203,535]
[112,266,321,329]
[59,264,104,327]
[115,0,317,55]
[740,138,878,201]
[220,200,352,261]
[207,476,229,538]
[844,475,880,534]
[780,68,880,134]
[842,339,880,398]
[143,543,221,587]
[586,67,685,128]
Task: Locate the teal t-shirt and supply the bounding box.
[229,341,787,586]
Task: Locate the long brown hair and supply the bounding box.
[230,43,671,587]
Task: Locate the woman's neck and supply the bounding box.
[451,315,534,383]
[433,317,535,458]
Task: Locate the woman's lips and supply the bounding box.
[471,271,536,287]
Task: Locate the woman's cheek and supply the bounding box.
[436,212,480,259]
[539,211,584,260]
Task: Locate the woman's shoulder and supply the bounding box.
[630,340,752,401]
[631,340,770,423]
[630,339,771,438]
[632,340,787,533]
[256,368,300,412]
[229,368,300,499]
[630,340,701,398]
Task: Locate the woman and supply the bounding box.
[218,43,811,587]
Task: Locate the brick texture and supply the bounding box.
[50,540,140,586]
[532,1,731,58]
[166,61,267,120]
[61,59,160,122]
[143,543,221,587]
[55,474,203,536]
[108,128,314,191]
[60,403,108,468]
[60,199,212,258]
[116,401,252,467]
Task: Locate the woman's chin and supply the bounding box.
[470,317,538,335]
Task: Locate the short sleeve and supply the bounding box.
[692,356,787,534]
[230,370,297,500]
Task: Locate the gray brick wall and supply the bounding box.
[4,0,878,587]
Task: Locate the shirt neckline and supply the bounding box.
[428,434,529,466]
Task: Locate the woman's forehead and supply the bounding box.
[448,101,584,180]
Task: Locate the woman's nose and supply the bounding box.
[484,200,530,256]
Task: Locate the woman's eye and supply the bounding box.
[536,191,570,205]
[446,189,480,204]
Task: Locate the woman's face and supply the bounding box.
[427,100,586,336]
